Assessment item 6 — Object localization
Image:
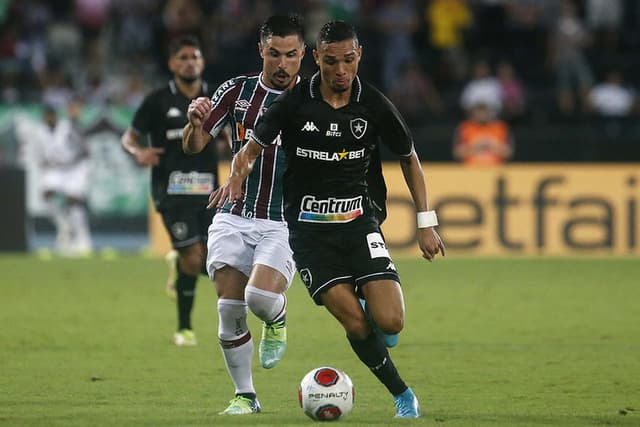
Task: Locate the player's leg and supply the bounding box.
[161,207,205,345]
[66,197,93,256]
[164,250,178,301]
[64,162,92,256]
[351,229,420,417]
[246,219,295,369]
[356,229,402,347]
[164,205,214,301]
[172,242,204,345]
[42,167,73,254]
[214,267,260,414]
[43,190,71,253]
[359,279,404,347]
[207,213,260,414]
[321,283,420,418]
[246,265,288,369]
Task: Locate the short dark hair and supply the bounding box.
[168,35,201,57]
[259,14,304,44]
[317,21,358,46]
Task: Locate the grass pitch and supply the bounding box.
[1,255,639,426]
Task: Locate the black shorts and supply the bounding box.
[290,224,400,305]
[160,203,215,249]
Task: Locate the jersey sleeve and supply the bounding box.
[252,89,294,148]
[370,88,414,157]
[203,77,243,137]
[130,93,156,135]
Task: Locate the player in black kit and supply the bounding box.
[210,21,445,418]
[121,36,219,346]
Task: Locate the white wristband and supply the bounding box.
[417,211,438,228]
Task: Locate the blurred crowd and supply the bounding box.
[1,0,640,154]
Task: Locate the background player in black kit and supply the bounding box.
[210,21,445,418]
[121,36,219,346]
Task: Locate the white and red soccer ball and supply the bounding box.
[298,366,355,421]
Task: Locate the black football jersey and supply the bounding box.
[132,80,218,210]
[253,73,413,231]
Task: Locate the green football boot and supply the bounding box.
[173,329,197,346]
[219,396,261,415]
[259,318,287,369]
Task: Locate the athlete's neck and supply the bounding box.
[319,82,351,109]
[174,77,202,99]
[260,73,298,91]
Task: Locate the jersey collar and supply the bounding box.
[258,72,301,94]
[309,72,362,103]
[169,80,208,96]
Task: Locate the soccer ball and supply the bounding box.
[298,366,354,421]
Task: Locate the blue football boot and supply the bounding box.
[394,387,421,418]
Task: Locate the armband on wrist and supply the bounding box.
[417,211,438,228]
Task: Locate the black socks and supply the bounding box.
[176,262,197,330]
[348,331,407,396]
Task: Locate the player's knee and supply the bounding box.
[179,250,203,276]
[377,314,404,335]
[245,285,284,322]
[342,313,370,340]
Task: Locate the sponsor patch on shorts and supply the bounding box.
[366,232,390,259]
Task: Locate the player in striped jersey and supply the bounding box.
[183,14,305,415]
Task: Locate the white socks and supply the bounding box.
[217,289,286,395]
[45,199,92,255]
[217,299,254,394]
[245,286,286,323]
[46,198,71,252]
[68,204,92,253]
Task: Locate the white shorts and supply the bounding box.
[206,213,295,286]
[41,161,90,199]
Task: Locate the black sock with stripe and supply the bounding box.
[348,331,407,396]
[176,262,197,330]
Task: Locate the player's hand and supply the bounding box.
[187,97,212,128]
[418,227,445,262]
[207,175,244,209]
[135,147,165,167]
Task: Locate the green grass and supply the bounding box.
[1,255,639,426]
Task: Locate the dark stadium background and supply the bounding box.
[1,0,639,251]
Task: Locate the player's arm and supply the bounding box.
[208,87,291,209]
[399,150,445,261]
[207,138,263,209]
[183,96,213,154]
[374,87,445,261]
[121,127,164,167]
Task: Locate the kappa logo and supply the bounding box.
[350,118,367,139]
[166,107,182,118]
[301,121,320,132]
